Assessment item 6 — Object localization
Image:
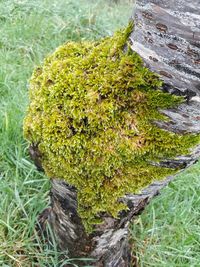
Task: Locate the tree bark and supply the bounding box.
[35,1,200,266]
[131,0,200,98]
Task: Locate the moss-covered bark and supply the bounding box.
[23,1,200,265]
[24,23,200,232]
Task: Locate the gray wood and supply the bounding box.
[130,0,200,97]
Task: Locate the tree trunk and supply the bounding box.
[35,1,200,266]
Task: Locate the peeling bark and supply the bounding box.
[35,1,200,266]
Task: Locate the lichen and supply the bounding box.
[23,22,200,232]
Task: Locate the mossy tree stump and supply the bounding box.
[24,1,200,266]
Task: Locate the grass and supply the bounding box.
[131,162,200,267]
[0,0,131,266]
[0,0,199,266]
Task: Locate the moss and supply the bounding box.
[23,23,200,232]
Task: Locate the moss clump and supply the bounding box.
[24,23,200,231]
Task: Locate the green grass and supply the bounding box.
[0,0,199,266]
[0,0,131,266]
[131,162,200,267]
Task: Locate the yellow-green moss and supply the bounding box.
[24,23,200,231]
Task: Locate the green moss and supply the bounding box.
[23,23,200,232]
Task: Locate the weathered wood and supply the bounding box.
[155,101,200,134]
[130,0,200,97]
[35,1,200,266]
[37,139,200,266]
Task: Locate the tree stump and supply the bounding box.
[25,1,200,266]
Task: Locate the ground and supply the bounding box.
[0,0,200,266]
